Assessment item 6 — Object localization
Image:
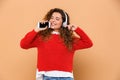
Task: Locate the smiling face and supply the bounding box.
[49,12,63,31]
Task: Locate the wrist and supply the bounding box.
[34,28,39,32]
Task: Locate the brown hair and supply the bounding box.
[39,8,73,50]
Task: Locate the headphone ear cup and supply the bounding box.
[63,22,67,27]
[62,11,68,27]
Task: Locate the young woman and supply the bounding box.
[20,8,93,80]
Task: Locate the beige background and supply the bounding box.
[0,0,120,80]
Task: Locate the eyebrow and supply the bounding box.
[51,16,62,19]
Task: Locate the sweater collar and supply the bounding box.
[51,31,60,35]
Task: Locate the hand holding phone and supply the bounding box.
[34,21,50,32]
[38,21,50,28]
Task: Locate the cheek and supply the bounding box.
[58,21,62,26]
[49,19,52,23]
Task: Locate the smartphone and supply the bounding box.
[38,22,50,28]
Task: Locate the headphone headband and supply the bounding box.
[63,11,68,27]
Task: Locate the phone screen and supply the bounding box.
[38,22,50,28]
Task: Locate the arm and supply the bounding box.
[20,23,48,49]
[20,29,39,49]
[67,24,93,50]
[73,27,93,50]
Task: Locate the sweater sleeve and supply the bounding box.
[73,27,93,50]
[20,29,39,49]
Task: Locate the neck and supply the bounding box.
[52,30,60,35]
[53,29,59,32]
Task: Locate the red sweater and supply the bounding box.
[20,27,93,72]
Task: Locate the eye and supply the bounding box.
[56,18,60,21]
[56,17,60,21]
[50,17,54,19]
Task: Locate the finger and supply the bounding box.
[67,25,71,30]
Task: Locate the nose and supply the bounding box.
[50,18,55,23]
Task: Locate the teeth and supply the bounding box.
[51,23,56,26]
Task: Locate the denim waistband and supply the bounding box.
[43,74,74,80]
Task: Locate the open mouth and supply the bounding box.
[51,23,57,26]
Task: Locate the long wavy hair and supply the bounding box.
[38,8,73,50]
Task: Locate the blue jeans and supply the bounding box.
[43,75,74,80]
